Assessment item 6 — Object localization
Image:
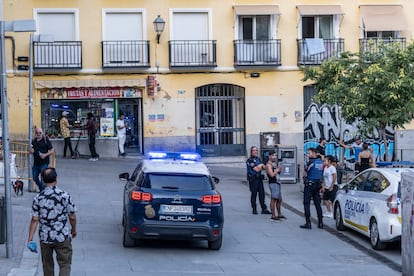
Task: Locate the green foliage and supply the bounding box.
[302,40,414,135]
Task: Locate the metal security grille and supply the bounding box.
[196,84,245,157]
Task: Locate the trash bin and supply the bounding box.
[0,196,5,244]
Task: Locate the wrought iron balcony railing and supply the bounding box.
[102,40,150,68]
[33,41,82,69]
[359,38,406,53]
[169,40,216,68]
[234,39,281,66]
[297,38,344,66]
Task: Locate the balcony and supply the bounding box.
[297,38,344,66]
[33,41,82,70]
[169,40,216,68]
[234,39,281,67]
[359,38,406,53]
[102,40,150,69]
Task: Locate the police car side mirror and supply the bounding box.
[212,176,220,184]
[119,172,130,181]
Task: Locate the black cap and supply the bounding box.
[332,156,338,163]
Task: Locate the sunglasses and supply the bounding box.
[36,132,42,135]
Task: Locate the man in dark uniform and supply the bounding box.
[246,146,271,215]
[300,147,324,229]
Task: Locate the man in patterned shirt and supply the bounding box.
[27,167,77,276]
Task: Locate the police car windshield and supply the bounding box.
[143,173,213,191]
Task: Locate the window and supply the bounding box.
[296,6,343,65]
[348,173,366,191]
[297,6,342,39]
[33,9,81,68]
[366,31,397,39]
[41,99,109,138]
[34,9,79,41]
[239,15,271,40]
[102,9,148,66]
[302,16,333,39]
[234,6,279,65]
[360,5,406,37]
[143,174,212,191]
[170,10,214,66]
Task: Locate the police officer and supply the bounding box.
[246,146,271,215]
[300,147,324,229]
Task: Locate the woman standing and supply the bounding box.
[60,111,75,158]
[358,142,375,172]
[266,151,286,220]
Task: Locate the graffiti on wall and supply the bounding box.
[304,103,395,165]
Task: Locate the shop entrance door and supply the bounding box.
[118,99,143,155]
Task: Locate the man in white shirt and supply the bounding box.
[116,113,127,156]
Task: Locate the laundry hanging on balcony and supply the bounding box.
[305,38,325,56]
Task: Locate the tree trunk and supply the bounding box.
[381,127,389,161]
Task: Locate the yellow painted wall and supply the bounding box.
[3,0,414,142]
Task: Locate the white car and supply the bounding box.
[333,167,413,250]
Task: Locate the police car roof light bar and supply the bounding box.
[146,151,201,161]
[147,152,168,159]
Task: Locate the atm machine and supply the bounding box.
[275,144,297,184]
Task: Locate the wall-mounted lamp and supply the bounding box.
[153,15,166,44]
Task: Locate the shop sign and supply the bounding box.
[41,87,142,99]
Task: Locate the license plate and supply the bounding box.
[160,204,193,214]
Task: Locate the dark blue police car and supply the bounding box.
[119,152,224,250]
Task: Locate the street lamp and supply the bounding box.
[153,15,165,44]
[0,19,36,258]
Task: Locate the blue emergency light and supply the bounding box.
[146,151,201,161]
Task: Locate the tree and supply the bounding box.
[302,41,414,161]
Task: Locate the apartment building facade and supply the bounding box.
[2,0,414,164]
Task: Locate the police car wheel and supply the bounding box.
[208,235,222,250]
[369,218,386,250]
[334,204,346,231]
[123,224,136,248]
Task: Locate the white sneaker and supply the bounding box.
[89,158,95,161]
[325,212,333,218]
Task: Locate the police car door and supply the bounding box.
[344,172,368,233]
[359,171,386,233]
[343,174,365,230]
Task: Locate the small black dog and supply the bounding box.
[12,180,24,196]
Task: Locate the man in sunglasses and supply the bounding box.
[30,127,54,191]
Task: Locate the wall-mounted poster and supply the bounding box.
[100,117,114,136]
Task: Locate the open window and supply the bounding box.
[297,5,343,65]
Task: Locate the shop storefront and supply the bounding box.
[37,80,143,158]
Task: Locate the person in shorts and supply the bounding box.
[266,150,286,220]
[322,155,337,218]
